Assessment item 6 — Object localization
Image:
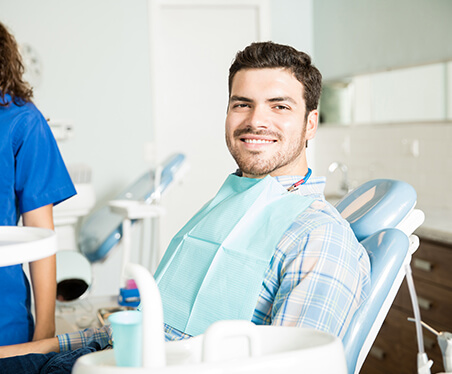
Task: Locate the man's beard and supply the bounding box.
[226,126,306,177]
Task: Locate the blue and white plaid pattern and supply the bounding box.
[58,176,370,351]
[58,323,191,352]
[252,176,371,338]
[58,325,113,352]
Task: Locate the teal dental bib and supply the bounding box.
[154,174,313,336]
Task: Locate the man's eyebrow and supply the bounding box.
[229,95,253,103]
[267,96,297,104]
[229,96,298,104]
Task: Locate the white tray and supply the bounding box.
[0,226,57,266]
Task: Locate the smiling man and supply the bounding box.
[218,42,371,332]
[0,42,370,373]
[226,68,315,178]
[225,43,321,182]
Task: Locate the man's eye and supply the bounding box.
[234,103,250,108]
[275,105,289,110]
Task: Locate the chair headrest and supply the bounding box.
[335,179,417,241]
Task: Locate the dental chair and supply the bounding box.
[73,178,426,374]
[335,179,426,374]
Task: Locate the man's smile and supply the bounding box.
[238,135,278,151]
[234,128,280,148]
[242,139,275,144]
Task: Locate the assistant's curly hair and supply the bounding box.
[229,42,322,115]
[0,22,33,106]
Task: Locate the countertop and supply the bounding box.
[415,207,452,246]
[55,294,119,335]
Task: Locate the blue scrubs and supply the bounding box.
[0,93,76,346]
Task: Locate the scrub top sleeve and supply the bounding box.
[14,109,76,214]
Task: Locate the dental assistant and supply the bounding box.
[0,22,76,345]
[0,42,370,373]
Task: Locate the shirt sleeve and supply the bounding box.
[13,106,76,213]
[57,323,191,353]
[255,221,370,338]
[57,325,113,352]
[164,323,191,341]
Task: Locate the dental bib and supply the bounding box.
[155,174,313,336]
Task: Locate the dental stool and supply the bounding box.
[335,179,425,374]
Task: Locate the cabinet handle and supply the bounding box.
[418,296,432,310]
[369,346,386,360]
[413,258,433,272]
[424,335,436,350]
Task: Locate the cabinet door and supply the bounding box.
[361,307,444,374]
[149,0,270,262]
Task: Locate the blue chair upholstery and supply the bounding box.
[342,229,410,373]
[335,179,417,241]
[334,179,421,374]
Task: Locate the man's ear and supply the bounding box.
[305,110,319,141]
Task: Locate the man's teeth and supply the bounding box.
[243,139,274,144]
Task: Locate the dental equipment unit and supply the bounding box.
[78,153,189,264]
[0,226,57,267]
[51,153,188,333]
[72,263,348,374]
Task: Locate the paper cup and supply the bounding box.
[109,310,142,367]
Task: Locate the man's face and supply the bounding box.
[225,68,317,178]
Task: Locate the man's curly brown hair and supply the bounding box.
[228,42,322,117]
[0,22,33,106]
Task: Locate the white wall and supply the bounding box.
[1,0,153,208]
[1,0,315,209]
[314,0,452,80]
[271,0,314,56]
[312,0,452,238]
[315,123,452,212]
[314,61,452,229]
[1,0,315,295]
[270,0,318,170]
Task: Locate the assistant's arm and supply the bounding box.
[0,325,113,359]
[22,204,57,341]
[0,337,59,359]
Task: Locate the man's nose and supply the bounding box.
[248,106,268,128]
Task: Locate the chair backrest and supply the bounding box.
[335,179,423,374]
[335,179,417,241]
